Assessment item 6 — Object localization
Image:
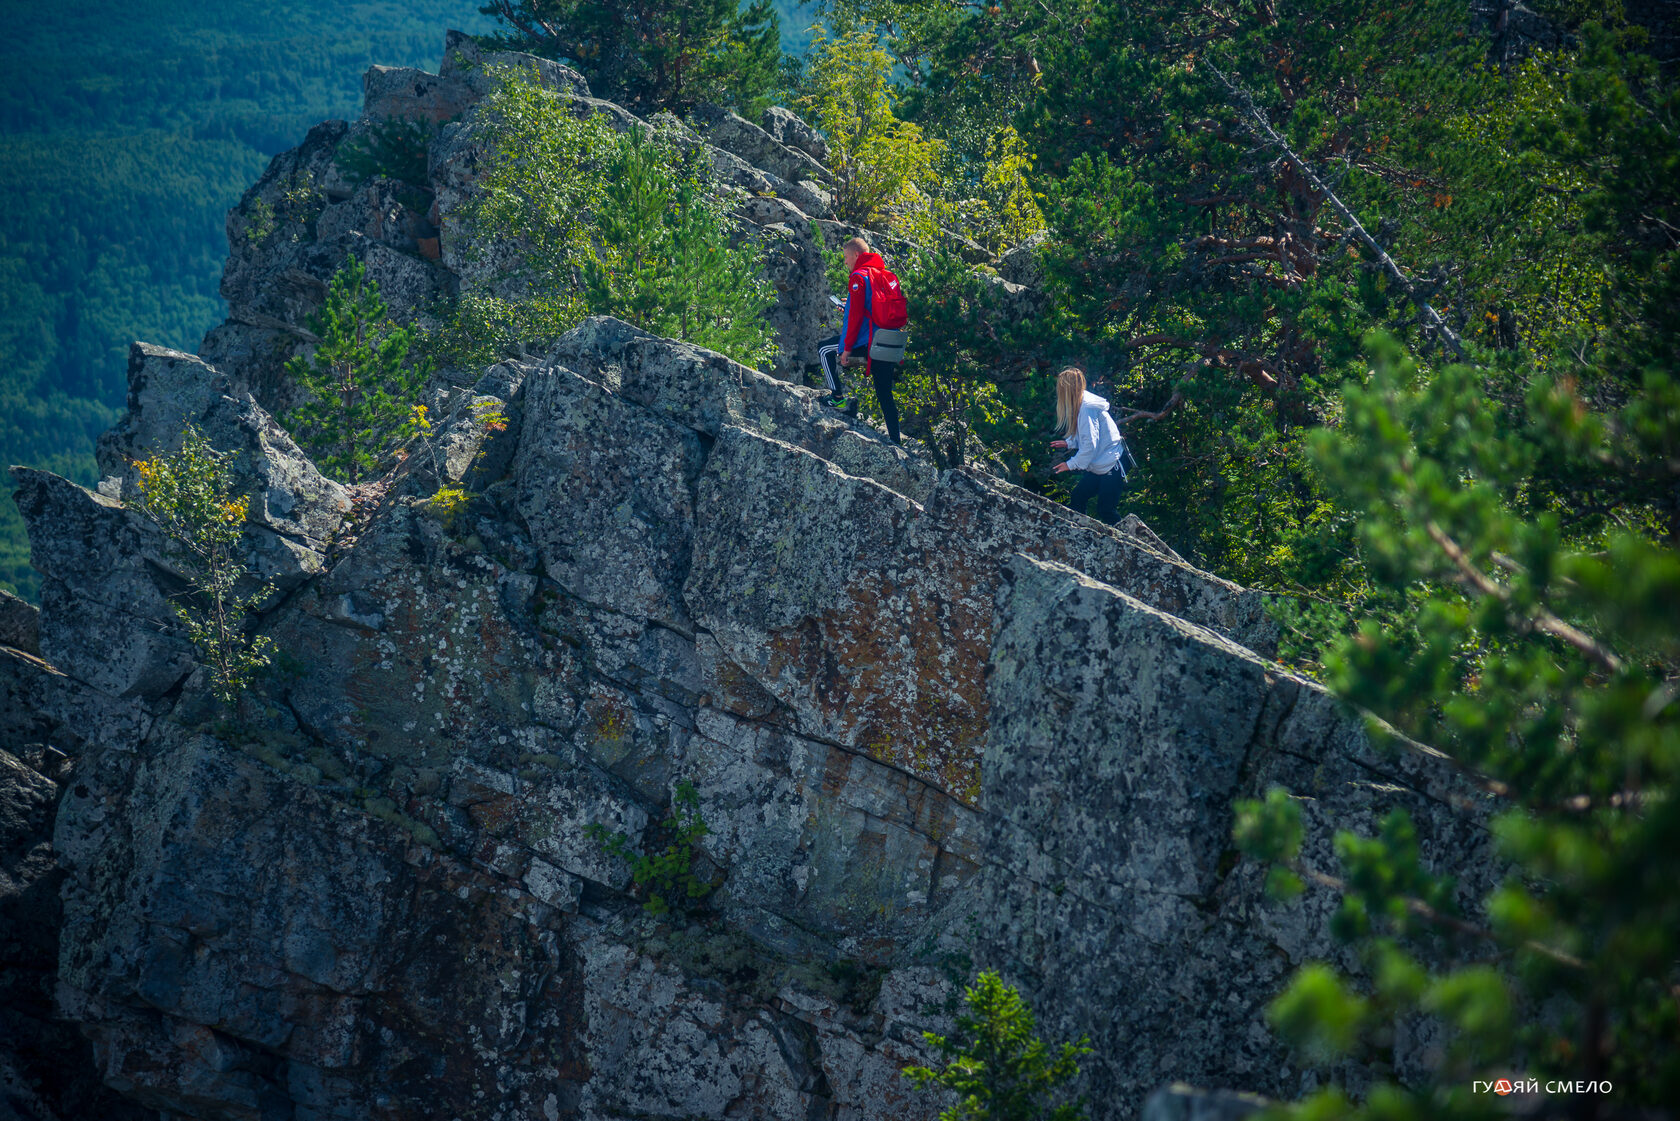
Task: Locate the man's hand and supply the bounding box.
[839,354,860,367]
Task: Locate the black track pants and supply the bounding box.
[819,334,901,445]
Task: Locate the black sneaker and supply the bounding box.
[842,397,860,419]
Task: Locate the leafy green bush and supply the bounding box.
[462,63,776,368]
[130,426,275,709]
[798,28,945,229]
[904,970,1091,1121]
[587,781,717,917]
[458,60,619,304]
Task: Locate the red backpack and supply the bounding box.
[866,263,909,329]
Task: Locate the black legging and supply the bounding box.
[819,334,900,444]
[871,360,900,444]
[1068,468,1125,524]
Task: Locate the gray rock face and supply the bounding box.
[761,105,830,163]
[0,588,37,654]
[361,64,475,123]
[2,647,158,1121]
[10,469,195,701]
[10,312,1499,1120]
[439,27,591,98]
[95,341,350,592]
[689,103,833,192]
[213,117,452,416]
[1142,1084,1271,1121]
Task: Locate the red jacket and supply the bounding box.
[839,252,909,352]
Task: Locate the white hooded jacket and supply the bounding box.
[1064,390,1125,475]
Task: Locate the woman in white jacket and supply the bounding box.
[1050,367,1127,525]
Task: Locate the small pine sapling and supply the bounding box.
[285,256,423,484]
[905,970,1091,1121]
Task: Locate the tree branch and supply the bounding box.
[1296,863,1585,970]
[1120,390,1184,424]
[1425,521,1624,675]
[1205,63,1465,358]
[1128,332,1283,389]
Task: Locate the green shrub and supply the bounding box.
[462,63,776,368]
[588,780,717,917]
[798,28,945,229]
[130,425,276,709]
[905,970,1091,1121]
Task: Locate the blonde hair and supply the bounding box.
[843,236,871,255]
[1056,367,1087,438]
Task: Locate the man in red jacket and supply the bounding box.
[818,237,908,445]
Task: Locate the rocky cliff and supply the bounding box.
[1,32,1498,1121]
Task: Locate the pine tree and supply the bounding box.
[285,256,421,484]
[476,0,782,113]
[583,127,777,368]
[904,970,1091,1121]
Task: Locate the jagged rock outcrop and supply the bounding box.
[9,301,1498,1119]
[0,587,37,654]
[200,30,862,414]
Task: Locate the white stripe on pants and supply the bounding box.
[818,340,844,394]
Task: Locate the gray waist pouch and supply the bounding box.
[868,328,907,364]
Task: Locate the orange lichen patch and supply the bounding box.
[754,541,996,805]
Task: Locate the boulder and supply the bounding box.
[761,105,830,163]
[973,555,1497,1112]
[998,228,1048,287]
[361,64,475,124]
[690,103,833,189]
[95,342,349,590]
[438,27,591,98]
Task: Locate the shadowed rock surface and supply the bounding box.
[2,30,1502,1121]
[7,308,1497,1120]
